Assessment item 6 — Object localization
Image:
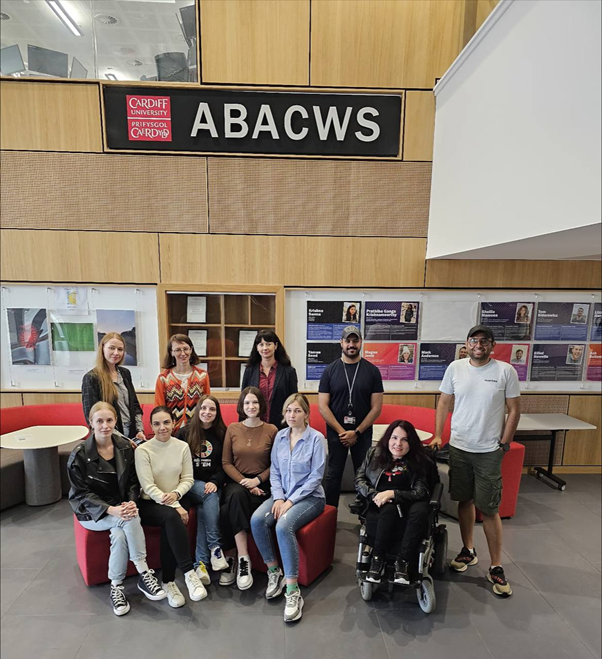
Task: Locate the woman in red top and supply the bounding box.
[155,334,210,431]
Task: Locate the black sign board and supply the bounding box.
[103,86,402,157]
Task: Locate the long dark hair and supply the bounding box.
[375,420,431,474]
[186,395,226,457]
[246,329,292,367]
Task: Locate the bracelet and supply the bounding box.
[256,475,262,485]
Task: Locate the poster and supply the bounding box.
[54,287,89,314]
[6,308,51,365]
[307,301,361,341]
[418,343,460,380]
[530,343,585,381]
[591,303,602,341]
[490,343,530,381]
[189,330,207,357]
[480,302,533,340]
[364,301,419,341]
[534,302,590,341]
[97,309,137,365]
[51,322,95,352]
[187,296,206,323]
[586,344,601,382]
[238,330,258,357]
[306,343,341,380]
[363,342,417,381]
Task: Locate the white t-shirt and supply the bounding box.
[440,358,520,453]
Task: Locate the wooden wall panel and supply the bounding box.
[1,152,208,234]
[425,259,602,289]
[22,393,82,405]
[1,230,160,284]
[200,0,310,85]
[476,0,499,32]
[160,234,426,287]
[563,396,601,466]
[0,81,102,152]
[403,92,435,162]
[311,0,467,88]
[1,393,22,408]
[207,159,431,237]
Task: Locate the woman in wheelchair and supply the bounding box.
[354,419,433,586]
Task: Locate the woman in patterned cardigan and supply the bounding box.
[155,334,210,432]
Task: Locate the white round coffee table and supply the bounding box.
[1,425,89,506]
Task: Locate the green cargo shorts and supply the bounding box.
[448,445,503,516]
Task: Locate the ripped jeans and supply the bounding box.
[250,496,325,579]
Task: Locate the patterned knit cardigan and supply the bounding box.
[154,366,211,431]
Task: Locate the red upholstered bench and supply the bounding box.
[247,505,337,587]
[73,507,197,586]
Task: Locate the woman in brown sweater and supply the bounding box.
[219,387,278,591]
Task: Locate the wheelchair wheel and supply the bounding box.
[359,579,374,602]
[417,577,436,613]
[433,525,448,576]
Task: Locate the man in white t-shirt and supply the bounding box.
[431,325,521,597]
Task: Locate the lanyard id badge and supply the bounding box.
[342,359,360,425]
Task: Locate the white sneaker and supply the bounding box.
[219,557,237,586]
[163,581,185,608]
[284,588,304,622]
[265,567,285,600]
[196,562,211,586]
[185,570,208,601]
[210,547,229,571]
[237,555,253,591]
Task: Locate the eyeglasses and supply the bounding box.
[468,338,492,346]
[172,347,192,354]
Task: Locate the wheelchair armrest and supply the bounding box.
[429,482,443,510]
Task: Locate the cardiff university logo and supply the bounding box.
[126,95,172,142]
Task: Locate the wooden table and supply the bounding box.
[1,425,89,506]
[515,414,597,491]
[372,424,433,445]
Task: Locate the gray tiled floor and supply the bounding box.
[1,475,601,659]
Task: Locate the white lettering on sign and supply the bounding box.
[224,104,249,138]
[252,104,279,139]
[190,102,217,138]
[313,106,352,141]
[355,107,380,142]
[284,105,309,140]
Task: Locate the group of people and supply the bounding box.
[71,321,520,622]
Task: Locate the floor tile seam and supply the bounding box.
[73,614,100,659]
[0,612,98,618]
[370,601,395,659]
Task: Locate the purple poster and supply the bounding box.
[480,302,533,341]
[364,301,419,341]
[306,342,341,380]
[307,301,360,341]
[590,303,601,341]
[530,343,585,381]
[418,343,464,380]
[534,302,590,341]
[363,342,417,381]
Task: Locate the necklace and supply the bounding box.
[244,423,260,447]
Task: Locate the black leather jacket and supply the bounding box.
[354,447,430,513]
[67,433,139,522]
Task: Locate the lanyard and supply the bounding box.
[341,358,360,411]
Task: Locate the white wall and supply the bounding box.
[427,0,601,260]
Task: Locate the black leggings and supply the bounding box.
[220,480,271,552]
[366,500,430,561]
[138,498,194,582]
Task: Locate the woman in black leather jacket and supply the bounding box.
[68,402,166,616]
[355,419,432,586]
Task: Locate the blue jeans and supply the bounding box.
[250,496,325,579]
[79,514,147,582]
[185,480,221,566]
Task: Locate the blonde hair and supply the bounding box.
[281,393,310,427]
[88,401,117,425]
[93,332,126,404]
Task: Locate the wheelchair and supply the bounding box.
[354,476,448,614]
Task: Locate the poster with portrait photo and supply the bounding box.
[418,343,457,380]
[530,344,585,381]
[364,301,419,341]
[363,342,416,381]
[7,308,51,365]
[342,302,361,323]
[97,309,137,365]
[586,344,601,382]
[454,344,469,360]
[306,342,342,380]
[490,343,530,381]
[479,302,533,341]
[307,301,360,341]
[590,303,601,341]
[534,302,590,341]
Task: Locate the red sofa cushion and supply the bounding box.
[376,404,451,443]
[1,403,87,435]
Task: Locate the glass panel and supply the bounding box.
[224,295,249,325]
[205,360,223,388]
[250,295,276,326]
[167,293,220,325]
[225,359,245,388]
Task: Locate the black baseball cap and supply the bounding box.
[341,326,362,340]
[467,325,495,342]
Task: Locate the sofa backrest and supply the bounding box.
[0,403,87,435]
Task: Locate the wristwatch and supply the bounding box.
[498,442,510,452]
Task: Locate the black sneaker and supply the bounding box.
[137,569,167,601]
[366,555,385,583]
[393,559,410,585]
[450,546,478,572]
[487,566,513,597]
[110,584,130,616]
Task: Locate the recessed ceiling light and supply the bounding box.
[105,73,118,80]
[95,14,119,25]
[117,47,136,55]
[0,12,12,21]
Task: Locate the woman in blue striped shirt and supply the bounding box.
[250,393,326,623]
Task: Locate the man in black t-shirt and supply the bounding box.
[318,326,384,507]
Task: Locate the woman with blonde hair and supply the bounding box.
[82,332,145,443]
[250,393,326,623]
[155,333,211,432]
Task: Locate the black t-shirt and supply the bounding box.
[319,358,384,436]
[98,456,121,506]
[176,425,226,488]
[377,459,411,492]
